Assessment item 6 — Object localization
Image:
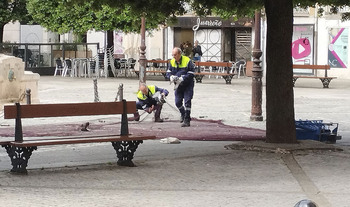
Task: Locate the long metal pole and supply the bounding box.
[250,10,263,121]
[139,16,147,83]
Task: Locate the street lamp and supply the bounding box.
[139,16,147,83]
[250,10,263,121]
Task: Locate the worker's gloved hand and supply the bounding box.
[170,75,179,83]
[145,107,153,114]
[159,93,166,103]
[178,76,184,84]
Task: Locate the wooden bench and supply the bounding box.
[135,60,235,84]
[194,62,235,84]
[134,70,169,80]
[293,65,336,88]
[0,100,156,174]
[134,59,170,80]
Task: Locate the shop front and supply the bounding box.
[172,16,253,62]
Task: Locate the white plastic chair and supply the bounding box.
[203,61,214,78]
[229,61,236,74]
[62,59,73,77]
[54,58,64,76]
[236,60,246,78]
[127,58,136,77]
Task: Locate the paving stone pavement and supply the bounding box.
[0,75,350,207]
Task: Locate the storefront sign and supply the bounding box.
[174,17,251,29]
[192,18,223,31]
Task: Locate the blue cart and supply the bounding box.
[295,120,342,143]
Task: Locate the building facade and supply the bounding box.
[2,7,350,78]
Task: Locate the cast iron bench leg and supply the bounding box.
[292,77,298,87]
[195,75,204,83]
[2,145,37,174]
[162,73,169,81]
[222,75,233,84]
[320,78,332,88]
[112,140,143,167]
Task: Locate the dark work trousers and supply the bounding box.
[175,81,194,119]
[136,98,158,110]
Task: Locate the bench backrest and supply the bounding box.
[293,64,330,77]
[4,101,136,119]
[147,60,169,64]
[195,62,232,67]
[293,65,330,70]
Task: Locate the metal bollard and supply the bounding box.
[294,199,318,207]
[93,78,100,102]
[25,88,31,105]
[115,83,123,102]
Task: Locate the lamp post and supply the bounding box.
[250,10,263,121]
[139,16,147,83]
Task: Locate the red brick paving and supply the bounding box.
[0,118,266,141]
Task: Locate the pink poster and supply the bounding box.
[114,31,124,55]
[292,25,314,65]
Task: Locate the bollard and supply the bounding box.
[93,78,100,102]
[294,199,318,207]
[115,83,123,102]
[15,102,23,142]
[25,88,31,105]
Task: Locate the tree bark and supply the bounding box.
[0,24,5,44]
[264,0,296,143]
[107,30,114,48]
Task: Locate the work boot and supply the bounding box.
[180,114,185,123]
[179,107,185,123]
[181,118,190,127]
[154,105,163,122]
[128,112,140,121]
[155,117,164,122]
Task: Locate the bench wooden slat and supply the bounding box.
[293,65,330,70]
[293,76,337,79]
[147,60,169,64]
[4,101,136,119]
[145,70,166,73]
[196,62,232,67]
[195,72,231,76]
[6,134,123,142]
[0,141,11,145]
[10,135,156,147]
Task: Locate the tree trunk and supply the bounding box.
[264,0,296,143]
[0,23,5,44]
[107,30,114,48]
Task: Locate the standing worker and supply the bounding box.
[166,47,195,127]
[131,83,169,122]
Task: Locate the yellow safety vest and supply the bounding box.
[137,85,156,100]
[170,56,191,68]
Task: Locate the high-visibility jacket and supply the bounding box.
[137,85,156,101]
[166,55,195,86]
[136,85,169,110]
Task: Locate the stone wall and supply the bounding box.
[0,54,40,106]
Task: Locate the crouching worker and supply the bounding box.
[130,83,169,122]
